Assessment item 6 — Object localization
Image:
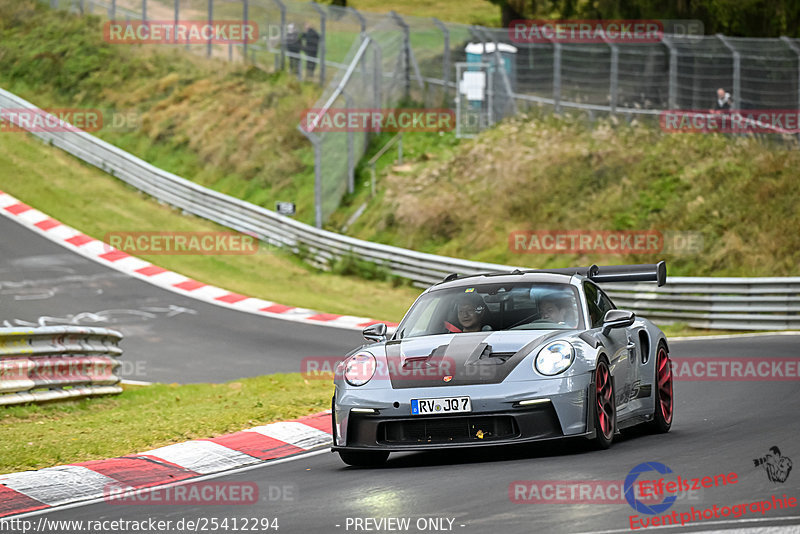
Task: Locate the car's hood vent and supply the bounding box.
[385,331,559,388]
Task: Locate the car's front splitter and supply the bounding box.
[333,373,593,449]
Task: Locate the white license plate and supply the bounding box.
[411,396,472,415]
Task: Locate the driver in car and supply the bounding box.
[540,295,573,325]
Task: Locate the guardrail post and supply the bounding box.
[662,35,678,109]
[432,18,451,97]
[717,34,740,111]
[310,2,327,86]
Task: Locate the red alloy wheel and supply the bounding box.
[656,346,673,424]
[596,361,614,440]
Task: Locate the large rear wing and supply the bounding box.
[534,261,667,287]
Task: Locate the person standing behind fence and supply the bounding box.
[303,23,320,81]
[285,23,302,78]
[714,88,732,111]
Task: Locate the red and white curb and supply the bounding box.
[0,190,398,332]
[0,411,332,518]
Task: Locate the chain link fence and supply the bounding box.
[36,0,800,226]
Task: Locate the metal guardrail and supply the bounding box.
[2,88,799,331]
[0,326,124,406]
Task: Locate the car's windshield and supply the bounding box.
[395,282,582,339]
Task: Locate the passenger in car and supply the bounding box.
[447,293,492,333]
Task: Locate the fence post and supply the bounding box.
[372,41,382,108]
[242,0,249,61]
[780,37,800,115]
[552,40,562,114]
[780,37,800,143]
[345,92,355,194]
[717,34,740,110]
[390,11,411,102]
[602,36,619,114]
[141,0,145,21]
[481,28,517,117]
[662,35,678,109]
[310,2,327,86]
[109,0,115,19]
[272,0,286,70]
[432,18,451,98]
[51,0,57,8]
[348,6,366,34]
[207,0,213,58]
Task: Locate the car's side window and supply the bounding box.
[585,282,617,329]
[597,286,617,316]
[584,283,603,328]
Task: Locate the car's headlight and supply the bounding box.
[344,352,376,386]
[534,341,575,376]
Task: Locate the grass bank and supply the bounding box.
[1,375,331,474]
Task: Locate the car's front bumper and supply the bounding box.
[332,373,595,451]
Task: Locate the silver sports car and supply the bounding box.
[332,263,673,467]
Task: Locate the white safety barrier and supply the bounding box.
[0,326,123,406]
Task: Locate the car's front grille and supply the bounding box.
[379,415,518,444]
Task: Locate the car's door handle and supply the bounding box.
[626,343,636,350]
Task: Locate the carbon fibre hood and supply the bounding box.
[385,330,562,389]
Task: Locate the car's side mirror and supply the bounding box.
[362,323,387,343]
[602,309,635,336]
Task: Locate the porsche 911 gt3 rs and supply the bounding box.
[332,262,673,467]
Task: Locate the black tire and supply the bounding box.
[338,450,389,467]
[648,342,673,434]
[592,358,616,450]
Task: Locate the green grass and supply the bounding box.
[0,375,332,474]
[0,131,421,320]
[341,112,800,277]
[350,0,500,26]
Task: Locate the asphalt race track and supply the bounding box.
[31,337,800,532]
[0,215,362,383]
